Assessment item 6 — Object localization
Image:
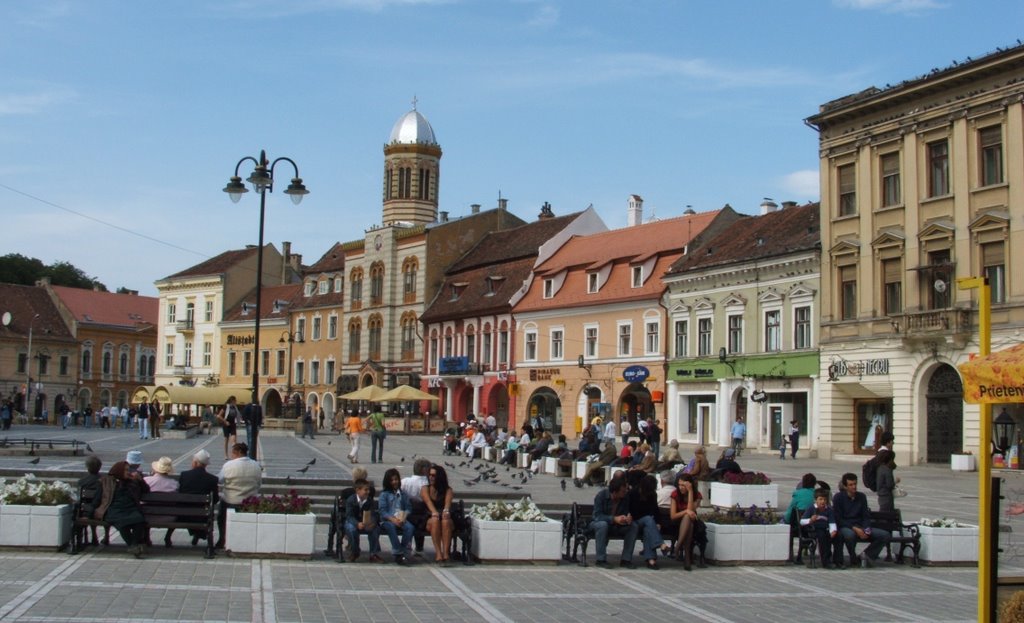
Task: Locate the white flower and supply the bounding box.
[920,517,963,528]
[0,475,75,506]
[469,497,547,522]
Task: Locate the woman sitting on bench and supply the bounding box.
[94,460,151,558]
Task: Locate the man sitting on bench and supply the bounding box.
[833,472,890,568]
[591,473,638,569]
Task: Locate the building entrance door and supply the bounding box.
[926,363,963,463]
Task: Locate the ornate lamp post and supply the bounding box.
[223,150,308,459]
[279,330,304,416]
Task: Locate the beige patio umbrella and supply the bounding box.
[339,384,388,402]
[378,384,440,402]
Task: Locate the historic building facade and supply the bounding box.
[806,43,1024,463]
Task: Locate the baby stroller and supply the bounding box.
[443,427,459,455]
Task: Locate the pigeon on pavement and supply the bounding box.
[28,457,40,464]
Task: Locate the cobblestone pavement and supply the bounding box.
[0,425,1014,621]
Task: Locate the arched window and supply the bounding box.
[350,268,364,309]
[119,352,129,376]
[370,262,385,306]
[402,257,418,301]
[348,318,362,363]
[418,167,431,200]
[384,166,393,200]
[82,349,92,374]
[148,355,156,378]
[401,312,417,360]
[102,351,112,375]
[368,314,383,360]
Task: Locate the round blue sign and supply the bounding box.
[622,365,650,383]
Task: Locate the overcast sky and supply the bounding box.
[3,0,1022,294]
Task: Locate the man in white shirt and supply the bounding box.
[120,406,130,430]
[468,427,489,459]
[484,413,496,433]
[401,458,432,557]
[215,442,262,549]
[604,419,617,447]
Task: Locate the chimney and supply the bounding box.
[497,197,508,211]
[760,198,778,214]
[290,253,302,273]
[282,241,291,284]
[470,204,481,214]
[538,201,554,220]
[439,211,449,223]
[628,194,643,226]
[781,201,797,210]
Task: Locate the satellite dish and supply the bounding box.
[934,279,948,294]
[1,312,10,327]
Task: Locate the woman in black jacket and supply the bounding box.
[95,460,150,558]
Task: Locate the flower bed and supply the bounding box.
[919,517,978,563]
[469,498,560,561]
[710,482,778,509]
[0,475,75,548]
[226,490,315,556]
[704,505,787,563]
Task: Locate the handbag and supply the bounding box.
[893,485,908,498]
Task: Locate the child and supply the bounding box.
[343,479,382,562]
[779,436,787,460]
[800,489,840,569]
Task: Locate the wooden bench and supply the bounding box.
[325,493,473,564]
[561,502,702,566]
[870,509,921,567]
[71,487,217,558]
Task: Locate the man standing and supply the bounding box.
[368,406,386,464]
[484,412,496,435]
[137,399,150,439]
[345,410,363,464]
[604,418,617,448]
[215,442,262,549]
[301,406,316,439]
[730,416,746,457]
[171,450,219,547]
[647,417,662,460]
[591,475,638,569]
[241,402,261,450]
[619,418,632,448]
[832,473,891,568]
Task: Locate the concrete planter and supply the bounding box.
[710,483,778,509]
[574,461,588,479]
[484,447,497,462]
[543,457,557,475]
[0,504,73,548]
[517,452,531,469]
[470,518,561,561]
[919,524,979,563]
[225,510,315,557]
[705,522,789,563]
[950,454,976,472]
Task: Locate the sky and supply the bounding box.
[3,0,1023,295]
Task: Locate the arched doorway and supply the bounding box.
[526,387,560,433]
[926,364,963,463]
[322,393,335,431]
[486,383,509,430]
[77,388,91,410]
[456,386,473,422]
[618,383,653,435]
[264,390,283,418]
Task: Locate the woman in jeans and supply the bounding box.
[378,468,414,565]
[626,470,665,570]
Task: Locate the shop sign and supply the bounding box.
[227,334,255,346]
[622,365,650,383]
[439,356,469,375]
[827,358,890,381]
[529,368,560,381]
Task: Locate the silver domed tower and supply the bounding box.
[383,99,441,225]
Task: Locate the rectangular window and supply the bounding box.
[304,282,314,296]
[183,342,193,367]
[840,265,857,320]
[328,316,338,339]
[727,315,743,354]
[632,266,643,287]
[310,360,320,385]
[59,355,69,376]
[883,258,902,315]
[645,321,659,354]
[351,279,362,304]
[980,126,1003,186]
[295,361,304,385]
[167,303,176,324]
[403,270,416,295]
[587,273,599,293]
[466,334,476,363]
[794,307,811,350]
[881,153,900,207]
[983,241,1006,304]
[17,353,27,374]
[296,318,306,342]
[838,163,856,216]
[276,350,285,376]
[499,331,509,364]
[482,332,492,366]
[928,140,949,197]
[525,332,537,361]
[204,301,214,322]
[318,280,328,295]
[228,352,237,376]
[764,310,781,352]
[697,318,712,356]
[325,360,335,385]
[312,317,322,340]
[203,341,212,367]
[260,350,269,376]
[929,249,951,310]
[543,279,554,299]
[585,326,598,358]
[618,323,631,356]
[443,335,452,358]
[674,320,688,357]
[550,329,563,360]
[242,351,252,376]
[334,277,343,293]
[165,342,174,367]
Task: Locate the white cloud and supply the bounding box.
[527,4,559,29]
[780,170,820,201]
[0,88,76,115]
[833,0,944,13]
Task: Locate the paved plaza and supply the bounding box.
[0,425,1014,622]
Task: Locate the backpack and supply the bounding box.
[862,455,880,492]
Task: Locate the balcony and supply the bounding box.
[172,366,194,377]
[175,319,195,333]
[893,309,972,348]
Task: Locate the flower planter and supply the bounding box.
[950,454,976,472]
[0,504,72,548]
[573,461,588,479]
[919,524,979,563]
[697,480,712,508]
[484,447,497,462]
[710,482,778,509]
[705,522,789,563]
[517,452,531,469]
[470,518,561,561]
[225,510,316,557]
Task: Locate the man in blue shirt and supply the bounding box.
[730,416,746,457]
[590,475,638,569]
[832,472,891,568]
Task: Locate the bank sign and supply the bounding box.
[622,365,650,383]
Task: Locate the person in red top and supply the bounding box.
[669,472,703,570]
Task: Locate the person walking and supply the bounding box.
[301,406,316,439]
[217,397,240,460]
[368,406,386,464]
[789,419,800,459]
[875,449,900,512]
[345,410,363,463]
[730,416,746,457]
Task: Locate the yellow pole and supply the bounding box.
[958,276,991,623]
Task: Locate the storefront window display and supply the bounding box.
[856,399,893,452]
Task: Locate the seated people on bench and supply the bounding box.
[379,468,414,565]
[634,443,657,473]
[402,458,431,556]
[467,426,489,459]
[95,460,150,558]
[144,456,179,546]
[215,442,261,550]
[669,472,704,570]
[344,479,382,562]
[591,473,639,569]
[785,473,819,525]
[582,442,618,486]
[176,450,219,546]
[626,470,665,570]
[832,472,891,568]
[421,465,455,565]
[78,455,110,546]
[655,439,683,472]
[680,446,711,480]
[801,488,842,569]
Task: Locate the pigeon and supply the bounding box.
[28,457,40,464]
[28,448,35,456]
[327,441,332,446]
[444,462,456,469]
[86,444,93,452]
[472,474,483,483]
[573,478,584,489]
[400,456,405,462]
[306,458,317,466]
[561,479,567,491]
[286,475,292,484]
[505,466,510,472]
[520,477,528,484]
[463,480,476,487]
[511,486,522,490]
[412,454,417,459]
[458,461,467,467]
[297,465,310,474]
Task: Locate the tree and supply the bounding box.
[0,254,106,290]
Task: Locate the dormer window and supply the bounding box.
[334,277,343,293]
[304,281,314,297]
[485,278,495,296]
[587,273,599,293]
[318,280,328,295]
[631,266,643,288]
[449,284,460,301]
[543,279,554,299]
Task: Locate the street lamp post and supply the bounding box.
[279,330,304,416]
[224,150,308,460]
[25,314,40,422]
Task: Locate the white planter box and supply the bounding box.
[951,454,976,472]
[543,457,557,475]
[517,452,531,469]
[710,483,778,509]
[0,504,72,548]
[470,518,561,561]
[225,510,316,556]
[919,524,979,563]
[706,522,789,562]
[484,447,497,462]
[697,481,712,508]
[574,461,588,479]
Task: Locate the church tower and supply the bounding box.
[382,99,441,225]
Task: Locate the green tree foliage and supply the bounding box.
[0,254,107,291]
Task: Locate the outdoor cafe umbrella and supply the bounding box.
[958,342,1024,404]
[378,384,440,402]
[338,384,388,402]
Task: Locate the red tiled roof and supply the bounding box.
[0,284,74,340]
[51,286,158,328]
[446,213,582,273]
[306,242,346,273]
[666,202,820,274]
[162,247,257,280]
[222,284,303,322]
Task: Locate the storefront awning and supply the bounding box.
[959,342,1024,404]
[132,385,252,406]
[831,380,892,399]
